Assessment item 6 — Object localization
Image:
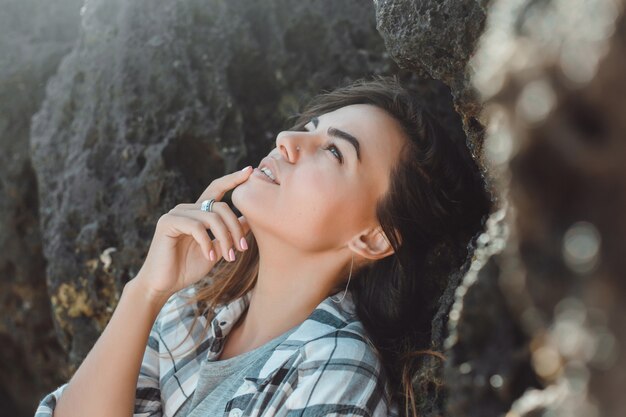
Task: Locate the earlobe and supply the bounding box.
[348,227,395,261]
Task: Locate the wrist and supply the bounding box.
[123,277,172,313]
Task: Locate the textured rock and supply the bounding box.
[446,0,626,416]
[375,0,491,163]
[443,207,540,416]
[0,0,81,415]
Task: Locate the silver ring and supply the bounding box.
[200,198,216,212]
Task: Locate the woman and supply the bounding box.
[35,76,490,417]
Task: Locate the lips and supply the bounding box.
[258,157,281,185]
[253,167,279,185]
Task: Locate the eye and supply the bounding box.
[323,143,343,163]
[304,117,343,164]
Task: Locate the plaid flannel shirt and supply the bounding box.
[35,284,399,417]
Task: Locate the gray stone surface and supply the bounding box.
[374,0,491,163]
[0,0,81,415]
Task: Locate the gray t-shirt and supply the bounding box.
[174,325,298,417]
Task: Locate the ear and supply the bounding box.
[348,226,396,261]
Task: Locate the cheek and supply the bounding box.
[233,164,370,250]
[284,169,357,231]
[287,168,341,207]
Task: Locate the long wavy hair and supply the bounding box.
[157,76,492,416]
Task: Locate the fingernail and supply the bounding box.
[229,248,236,262]
[240,237,248,250]
[241,166,252,172]
[209,250,216,261]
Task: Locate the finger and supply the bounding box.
[168,203,196,213]
[172,205,251,241]
[208,202,249,251]
[158,214,213,261]
[170,211,234,262]
[195,166,253,204]
[169,203,249,257]
[189,222,214,262]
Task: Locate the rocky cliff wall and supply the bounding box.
[0,0,81,414]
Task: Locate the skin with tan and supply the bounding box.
[51,104,407,417]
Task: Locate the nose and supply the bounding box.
[275,130,309,162]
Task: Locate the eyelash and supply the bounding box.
[323,143,343,163]
[303,121,344,164]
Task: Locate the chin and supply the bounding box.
[232,184,258,219]
[231,185,246,214]
[232,185,274,235]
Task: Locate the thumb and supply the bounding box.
[196,165,253,203]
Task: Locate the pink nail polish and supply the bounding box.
[209,250,216,261]
[240,237,248,250]
[229,248,236,262]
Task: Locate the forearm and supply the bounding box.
[54,277,168,417]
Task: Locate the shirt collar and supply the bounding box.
[203,287,362,363]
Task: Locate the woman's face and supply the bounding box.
[232,103,407,252]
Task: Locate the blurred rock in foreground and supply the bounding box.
[445,0,626,416]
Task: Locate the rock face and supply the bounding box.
[375,0,491,162]
[0,0,81,415]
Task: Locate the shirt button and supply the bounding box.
[230,410,242,417]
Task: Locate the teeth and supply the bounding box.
[260,167,277,182]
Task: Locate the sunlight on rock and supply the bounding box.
[562,221,601,274]
[515,78,557,125]
[532,345,562,380]
[99,247,117,271]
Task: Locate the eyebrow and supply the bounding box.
[311,116,362,163]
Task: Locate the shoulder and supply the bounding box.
[287,322,397,416]
[291,296,390,393]
[299,323,381,373]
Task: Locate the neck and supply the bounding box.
[232,231,349,350]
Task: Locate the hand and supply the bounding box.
[132,166,253,303]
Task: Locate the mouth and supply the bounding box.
[253,167,280,185]
[257,157,281,185]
